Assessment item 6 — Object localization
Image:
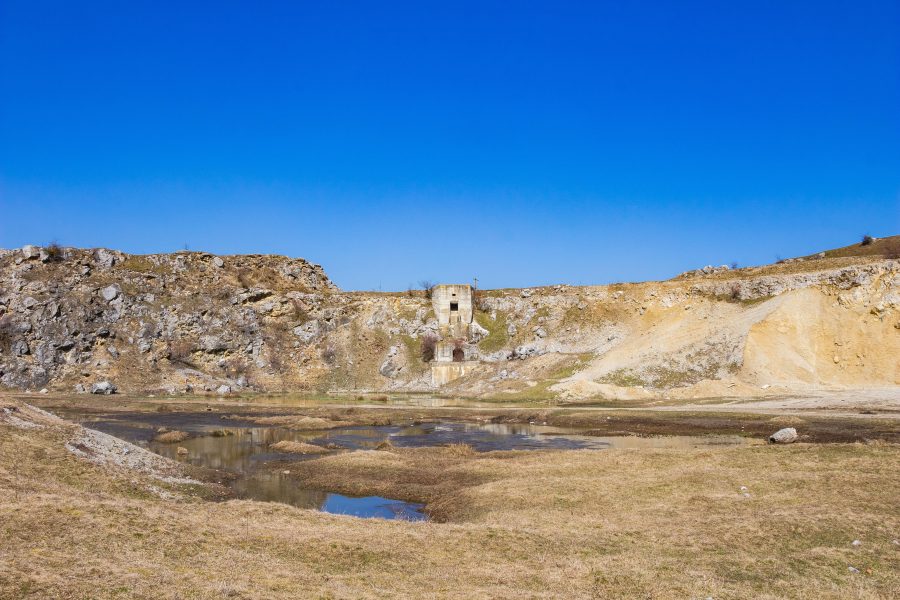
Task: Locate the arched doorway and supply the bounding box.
[452,347,465,362]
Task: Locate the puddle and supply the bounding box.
[55,408,750,520]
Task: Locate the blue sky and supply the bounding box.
[1,1,898,290]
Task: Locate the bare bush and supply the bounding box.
[420,334,438,362]
[45,242,64,262]
[321,344,337,365]
[290,298,309,323]
[861,234,874,246]
[0,314,15,352]
[419,280,435,299]
[236,269,252,288]
[223,358,248,378]
[166,339,197,366]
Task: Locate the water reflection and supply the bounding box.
[55,408,749,520]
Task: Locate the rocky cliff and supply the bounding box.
[1,238,898,399]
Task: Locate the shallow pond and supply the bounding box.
[56,408,751,520]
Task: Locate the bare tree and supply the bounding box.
[419,280,435,299]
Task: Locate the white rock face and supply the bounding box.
[91,381,117,394]
[768,427,798,444]
[216,384,232,395]
[94,248,117,268]
[21,245,39,259]
[101,285,120,302]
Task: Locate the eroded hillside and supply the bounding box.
[0,238,898,400]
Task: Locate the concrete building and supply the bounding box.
[431,283,473,338]
[430,284,479,386]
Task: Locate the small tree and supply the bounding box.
[419,280,435,299]
[861,235,874,246]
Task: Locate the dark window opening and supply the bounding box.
[450,302,459,312]
[452,348,465,362]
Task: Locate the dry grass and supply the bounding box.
[237,415,350,430]
[153,430,190,443]
[1,400,898,598]
[268,440,329,454]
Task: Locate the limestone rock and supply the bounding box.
[768,427,798,444]
[469,321,489,343]
[212,256,225,268]
[94,248,117,268]
[216,384,232,395]
[101,285,120,302]
[90,381,117,394]
[21,245,39,259]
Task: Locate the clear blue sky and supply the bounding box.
[1,1,898,290]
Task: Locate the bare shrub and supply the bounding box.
[0,314,15,352]
[236,269,252,288]
[45,242,64,262]
[861,234,874,246]
[166,339,197,366]
[321,344,337,365]
[419,280,435,299]
[290,298,309,323]
[729,283,742,301]
[223,358,248,378]
[420,334,438,362]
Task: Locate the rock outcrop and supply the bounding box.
[0,242,897,399]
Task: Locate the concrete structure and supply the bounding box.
[431,284,473,338]
[430,284,479,386]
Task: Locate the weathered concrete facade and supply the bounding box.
[430,284,479,386]
[432,284,473,338]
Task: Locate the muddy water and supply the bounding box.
[56,408,751,520]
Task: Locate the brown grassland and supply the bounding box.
[0,398,898,599]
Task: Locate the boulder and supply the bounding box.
[768,427,798,444]
[212,256,225,268]
[468,321,490,343]
[101,285,120,302]
[21,245,40,259]
[94,248,117,268]
[90,381,117,395]
[74,383,86,394]
[216,384,232,395]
